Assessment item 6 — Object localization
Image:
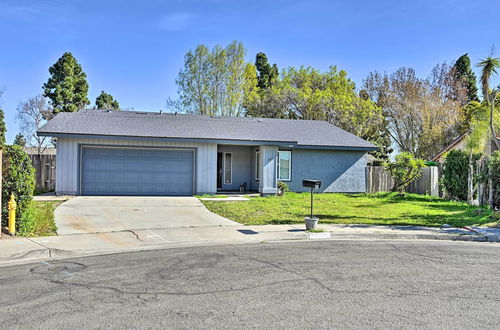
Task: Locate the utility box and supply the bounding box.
[303,179,321,190]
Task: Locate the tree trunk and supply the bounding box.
[467,153,474,204]
[490,94,500,151]
[489,163,494,209]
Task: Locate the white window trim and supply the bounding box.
[255,151,261,181]
[277,150,292,182]
[223,152,232,185]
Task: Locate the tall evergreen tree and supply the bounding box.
[0,108,6,145]
[453,54,479,102]
[95,91,120,110]
[13,133,26,147]
[43,52,90,113]
[255,52,278,90]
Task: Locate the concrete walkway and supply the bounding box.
[0,224,498,267]
[55,196,239,235]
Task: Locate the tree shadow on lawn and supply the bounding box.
[267,210,491,227]
[268,214,408,226]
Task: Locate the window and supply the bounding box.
[224,152,232,184]
[277,150,291,181]
[255,151,261,180]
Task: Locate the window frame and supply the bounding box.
[277,150,292,182]
[223,152,233,185]
[255,151,261,181]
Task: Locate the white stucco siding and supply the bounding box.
[55,137,217,195]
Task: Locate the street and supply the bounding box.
[1,240,499,329]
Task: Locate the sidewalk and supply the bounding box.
[1,224,499,267]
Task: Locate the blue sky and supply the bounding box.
[0,0,499,143]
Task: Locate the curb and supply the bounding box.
[325,233,497,242]
[0,230,497,268]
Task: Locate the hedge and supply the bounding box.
[441,150,480,201]
[1,145,36,229]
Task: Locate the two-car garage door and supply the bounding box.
[81,147,194,196]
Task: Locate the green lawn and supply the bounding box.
[17,200,63,237]
[200,192,496,227]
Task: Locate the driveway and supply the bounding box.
[55,197,239,235]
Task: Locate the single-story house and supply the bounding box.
[37,110,376,196]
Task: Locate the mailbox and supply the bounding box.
[303,179,321,190]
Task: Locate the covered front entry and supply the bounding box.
[81,146,195,196]
[216,144,279,195]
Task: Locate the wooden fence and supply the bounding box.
[366,166,440,196]
[29,154,56,192]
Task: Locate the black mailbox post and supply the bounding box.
[303,180,321,190]
[303,179,321,220]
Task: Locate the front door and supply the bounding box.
[217,152,223,190]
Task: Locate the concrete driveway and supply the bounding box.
[55,197,239,235]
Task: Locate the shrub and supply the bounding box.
[488,151,500,209]
[441,150,480,201]
[277,181,289,196]
[384,152,425,193]
[1,145,36,229]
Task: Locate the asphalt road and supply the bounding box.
[1,240,499,329]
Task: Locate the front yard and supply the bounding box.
[200,192,496,227]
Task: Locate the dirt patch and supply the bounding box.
[0,227,16,239]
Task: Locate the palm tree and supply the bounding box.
[476,55,500,207]
[476,55,500,150]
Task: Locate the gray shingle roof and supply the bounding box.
[38,110,376,150]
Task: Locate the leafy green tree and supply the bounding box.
[0,108,6,146]
[95,91,120,110]
[463,100,500,204]
[0,88,5,145]
[453,54,479,102]
[173,41,247,116]
[384,152,425,193]
[13,133,26,147]
[245,66,391,159]
[43,52,90,113]
[255,52,278,90]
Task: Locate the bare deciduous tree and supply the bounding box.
[16,95,53,155]
[363,64,467,159]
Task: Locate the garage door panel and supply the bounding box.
[81,147,194,196]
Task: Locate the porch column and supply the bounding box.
[259,145,278,195]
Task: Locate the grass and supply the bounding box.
[196,194,229,198]
[200,192,495,227]
[17,200,63,237]
[307,228,325,233]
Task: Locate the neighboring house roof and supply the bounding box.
[38,110,377,150]
[431,133,500,161]
[431,133,467,162]
[23,147,56,155]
